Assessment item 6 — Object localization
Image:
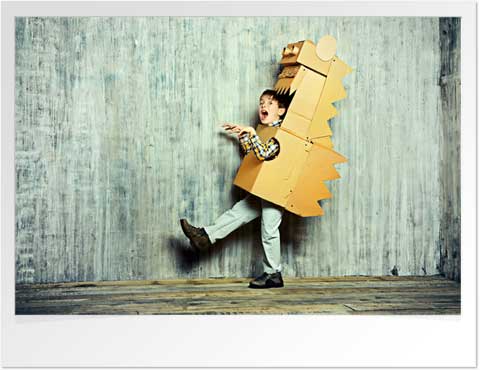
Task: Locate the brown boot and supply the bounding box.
[248,272,284,289]
[180,219,212,252]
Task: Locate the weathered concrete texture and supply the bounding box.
[15,17,459,283]
[438,18,461,282]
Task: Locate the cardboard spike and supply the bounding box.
[312,101,337,124]
[328,79,348,102]
[329,57,353,80]
[316,166,341,181]
[311,181,332,200]
[286,171,332,216]
[311,143,347,164]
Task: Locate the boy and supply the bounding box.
[180,89,289,289]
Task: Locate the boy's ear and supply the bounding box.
[279,107,286,116]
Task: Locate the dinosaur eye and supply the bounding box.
[282,47,293,56]
[282,46,298,57]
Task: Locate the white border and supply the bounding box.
[1,1,476,367]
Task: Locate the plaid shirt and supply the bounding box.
[239,120,282,161]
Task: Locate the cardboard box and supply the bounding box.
[233,36,351,217]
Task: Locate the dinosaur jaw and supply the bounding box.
[274,66,299,95]
[274,64,310,95]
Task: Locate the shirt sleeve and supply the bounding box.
[239,133,252,155]
[249,134,280,161]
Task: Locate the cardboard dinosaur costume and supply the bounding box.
[180,36,351,287]
[234,36,352,217]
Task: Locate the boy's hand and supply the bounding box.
[222,123,243,134]
[222,123,256,139]
[238,126,256,138]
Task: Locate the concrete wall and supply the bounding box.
[15,17,460,283]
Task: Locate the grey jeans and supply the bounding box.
[204,195,284,274]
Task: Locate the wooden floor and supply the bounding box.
[15,275,460,315]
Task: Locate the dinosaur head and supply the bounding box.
[275,36,339,95]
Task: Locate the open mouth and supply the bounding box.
[260,110,269,121]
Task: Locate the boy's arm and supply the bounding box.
[223,123,252,155]
[239,133,253,155]
[249,135,280,161]
[225,124,279,160]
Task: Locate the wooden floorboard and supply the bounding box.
[15,275,460,315]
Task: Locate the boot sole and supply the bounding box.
[248,281,284,289]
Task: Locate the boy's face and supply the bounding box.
[258,94,286,124]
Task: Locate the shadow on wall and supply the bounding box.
[170,184,267,277]
[168,221,263,278]
[170,213,313,278]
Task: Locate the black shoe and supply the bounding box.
[180,219,212,252]
[248,272,284,289]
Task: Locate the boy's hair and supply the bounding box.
[260,89,291,113]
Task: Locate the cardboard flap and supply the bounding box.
[289,69,326,121]
[281,111,311,139]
